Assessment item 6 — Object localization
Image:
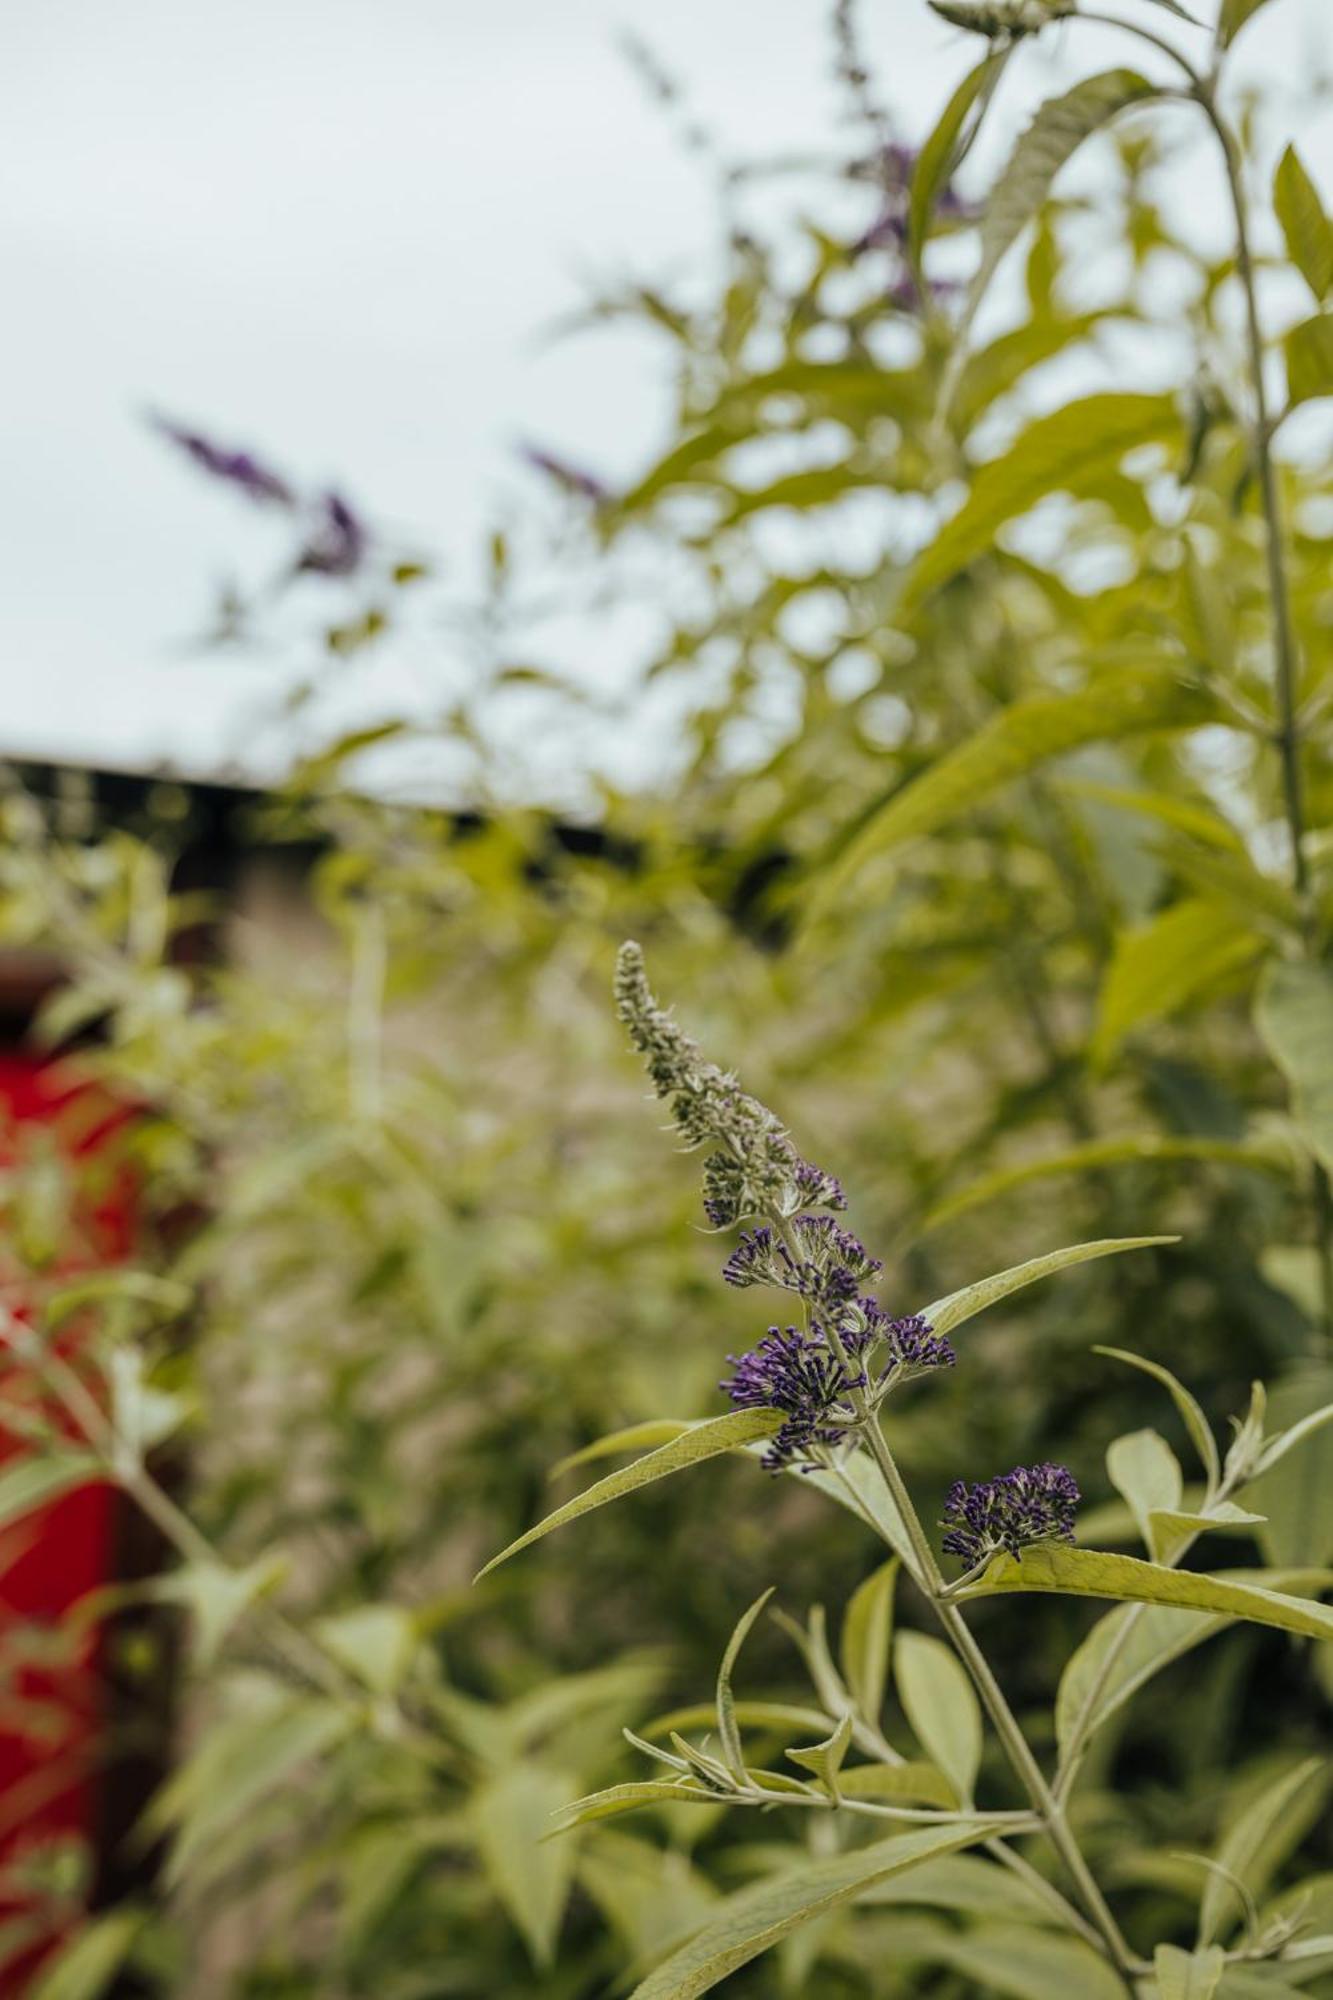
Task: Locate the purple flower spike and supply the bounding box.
[520,443,611,506]
[722,1326,865,1472]
[297,491,369,577]
[941,1463,1080,1569]
[152,415,294,506]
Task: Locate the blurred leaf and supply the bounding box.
[921,1136,1283,1234]
[1284,314,1333,407]
[312,1604,418,1696]
[1155,1943,1225,1999]
[1092,899,1265,1067]
[953,74,1159,356]
[840,1560,897,1726]
[0,1453,98,1528]
[937,1924,1126,2000]
[962,1544,1333,1641]
[475,1410,783,1580]
[816,668,1211,906]
[716,1588,774,1779]
[158,1554,286,1666]
[906,394,1181,606]
[472,1762,579,1967]
[1256,961,1333,1172]
[1199,1758,1327,1944]
[1249,1367,1333,1567]
[28,1910,145,2000]
[909,50,1008,272]
[1274,146,1333,302]
[923,1235,1176,1339]
[1217,0,1278,46]
[894,1631,980,1806]
[626,1824,992,2000]
[643,1700,831,1742]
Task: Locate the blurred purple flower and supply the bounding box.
[152,414,294,506]
[297,491,369,578]
[520,443,611,506]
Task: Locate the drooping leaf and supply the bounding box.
[1155,1943,1225,2000]
[1054,1570,1333,1761]
[28,1911,145,2000]
[1106,1429,1184,1559]
[627,1823,991,2000]
[1199,1758,1327,1945]
[472,1762,579,1967]
[0,1453,99,1529]
[906,394,1182,607]
[1256,960,1333,1173]
[815,668,1211,905]
[909,50,1008,273]
[952,70,1159,358]
[841,1561,897,1726]
[1093,1347,1221,1493]
[716,1589,774,1780]
[1092,899,1265,1066]
[961,1543,1333,1641]
[1284,314,1333,407]
[894,1631,981,1806]
[475,1409,783,1580]
[1274,146,1333,302]
[922,1236,1175,1339]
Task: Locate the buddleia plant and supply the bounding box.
[480,945,1333,2000]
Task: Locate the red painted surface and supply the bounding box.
[0,1053,138,1990]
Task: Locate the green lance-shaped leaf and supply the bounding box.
[813,665,1211,909]
[1155,1943,1226,2000]
[960,1543,1333,1642]
[919,1136,1283,1235]
[28,1910,147,2000]
[643,1699,832,1742]
[551,1780,725,1833]
[1146,1504,1266,1559]
[715,1588,774,1781]
[1055,1568,1333,1761]
[474,1409,783,1580]
[1249,1367,1333,1567]
[550,1420,693,1480]
[1092,899,1267,1068]
[786,1710,854,1796]
[909,50,1009,274]
[1107,1429,1184,1561]
[1199,1758,1328,1946]
[1256,960,1333,1175]
[626,1823,992,2000]
[905,393,1182,608]
[1093,1347,1221,1494]
[0,1452,99,1530]
[1217,0,1278,48]
[894,1632,981,1807]
[1274,146,1333,303]
[951,71,1159,361]
[922,1235,1176,1341]
[1284,314,1333,408]
[312,1604,419,1696]
[473,1762,580,1967]
[1254,1397,1333,1477]
[836,1762,958,1809]
[157,1553,287,1668]
[841,1560,898,1726]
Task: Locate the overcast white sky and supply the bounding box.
[3,0,1330,786]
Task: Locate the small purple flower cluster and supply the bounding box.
[722,1327,866,1472]
[847,140,974,313]
[152,416,371,579]
[720,1211,953,1468]
[152,416,294,506]
[940,1462,1080,1568]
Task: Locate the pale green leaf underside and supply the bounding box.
[1274,145,1333,303]
[895,1630,981,1807]
[1093,898,1265,1066]
[1257,960,1333,1175]
[923,1236,1175,1339]
[627,1823,991,2000]
[963,1544,1333,1641]
[476,1410,783,1580]
[1155,1942,1225,2000]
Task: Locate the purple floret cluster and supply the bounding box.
[940,1462,1081,1568]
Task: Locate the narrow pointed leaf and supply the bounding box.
[841,1561,898,1726]
[1093,899,1265,1066]
[962,1543,1333,1641]
[550,1421,693,1480]
[1254,1400,1333,1476]
[1274,145,1333,302]
[894,1631,980,1806]
[551,1781,722,1832]
[1093,1348,1220,1492]
[627,1823,992,2000]
[786,1711,854,1795]
[920,1136,1280,1235]
[28,1910,146,2000]
[643,1701,832,1742]
[473,1762,579,1966]
[1217,0,1278,47]
[1284,314,1333,408]
[716,1589,774,1779]
[923,1236,1175,1339]
[475,1410,782,1580]
[1199,1759,1327,1945]
[909,50,1007,272]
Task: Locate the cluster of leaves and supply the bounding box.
[0,0,1330,1994]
